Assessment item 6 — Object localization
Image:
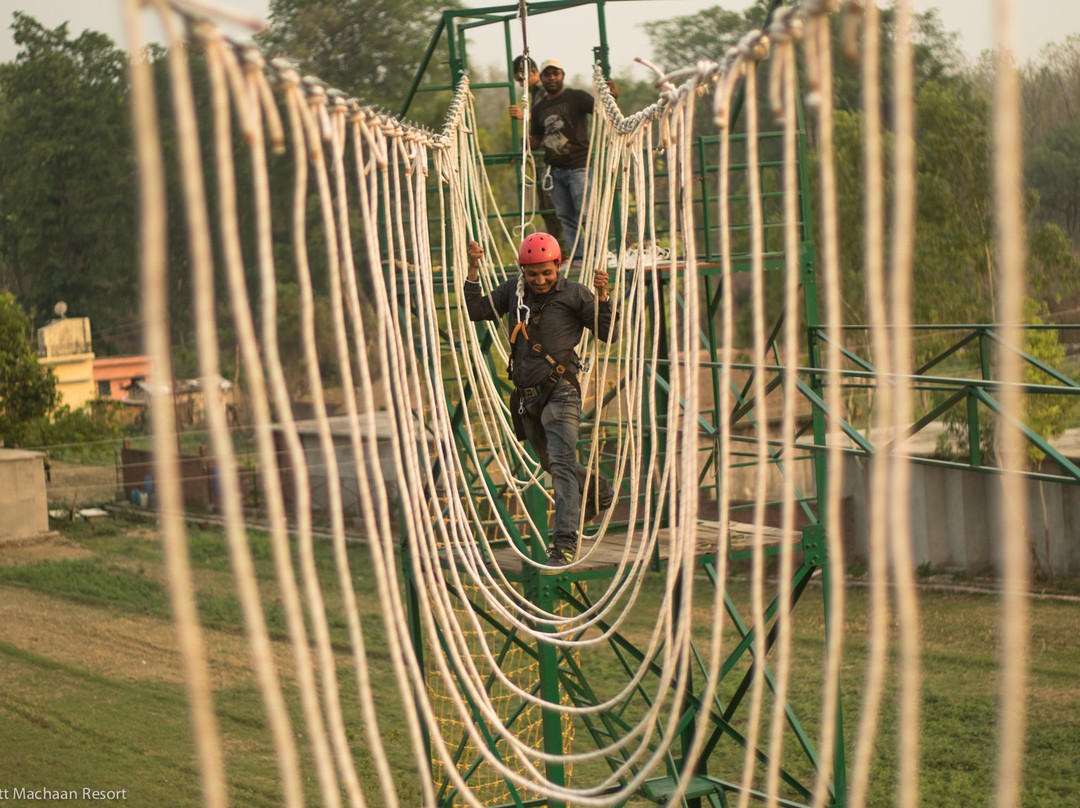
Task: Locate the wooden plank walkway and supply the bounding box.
[489,520,793,574]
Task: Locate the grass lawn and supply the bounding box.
[0,517,1076,807]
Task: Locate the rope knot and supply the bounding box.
[242,48,266,76]
[768,7,803,44]
[805,0,841,15]
[272,59,301,88]
[738,30,770,62]
[695,59,716,85]
[192,19,220,46]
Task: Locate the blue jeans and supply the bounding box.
[523,380,612,549]
[548,167,588,262]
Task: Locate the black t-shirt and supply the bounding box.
[530,88,594,170]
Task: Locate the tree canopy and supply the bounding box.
[0,293,58,446]
[259,0,458,115]
[0,13,138,354]
[0,4,1076,428]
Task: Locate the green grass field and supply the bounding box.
[0,517,1077,807]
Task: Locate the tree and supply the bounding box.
[912,79,996,326]
[647,2,770,74]
[647,3,965,118]
[831,6,967,118]
[1026,122,1080,237]
[258,0,459,120]
[0,293,58,447]
[1028,220,1080,303]
[824,77,998,337]
[0,13,138,354]
[1019,35,1080,148]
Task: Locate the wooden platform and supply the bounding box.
[488,519,793,575]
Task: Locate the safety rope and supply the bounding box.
[125,1,1035,806]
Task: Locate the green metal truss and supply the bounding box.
[392,1,1078,805]
[394,3,851,806]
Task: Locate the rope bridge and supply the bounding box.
[124,0,1039,806]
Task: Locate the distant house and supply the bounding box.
[37,316,95,410]
[93,355,152,402]
[127,377,235,430]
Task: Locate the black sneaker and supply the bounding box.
[598,488,613,511]
[582,484,614,523]
[546,544,575,567]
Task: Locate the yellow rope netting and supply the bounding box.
[427,585,578,807]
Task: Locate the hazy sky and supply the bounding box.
[0,0,1077,85]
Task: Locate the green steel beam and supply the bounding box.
[400,14,448,117]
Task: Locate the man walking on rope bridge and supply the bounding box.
[509,55,564,247]
[530,59,618,268]
[464,234,616,566]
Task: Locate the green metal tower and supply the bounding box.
[398,2,839,806]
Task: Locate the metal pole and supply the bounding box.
[399,14,448,117]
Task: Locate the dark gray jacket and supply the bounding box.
[464,274,617,388]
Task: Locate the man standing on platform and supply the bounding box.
[509,55,565,247]
[529,59,618,267]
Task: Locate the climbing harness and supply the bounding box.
[506,295,581,439]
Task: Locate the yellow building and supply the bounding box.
[37,317,95,410]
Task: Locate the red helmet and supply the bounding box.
[517,232,562,266]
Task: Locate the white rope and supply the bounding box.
[380,78,717,803]
[847,4,890,807]
[992,0,1032,805]
[124,5,228,808]
[348,111,443,808]
[887,6,923,808]
[802,8,849,808]
[281,73,367,808]
[326,87,410,808]
[763,29,802,808]
[126,1,1038,806]
[201,29,307,808]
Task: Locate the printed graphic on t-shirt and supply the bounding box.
[541,115,571,158]
[532,90,592,169]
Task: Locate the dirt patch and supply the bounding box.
[0,535,93,566]
[0,584,309,690]
[47,460,119,508]
[0,529,305,691]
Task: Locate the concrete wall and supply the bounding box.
[275,413,408,534]
[841,455,1080,576]
[37,317,92,358]
[38,316,96,410]
[0,450,50,543]
[44,353,96,410]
